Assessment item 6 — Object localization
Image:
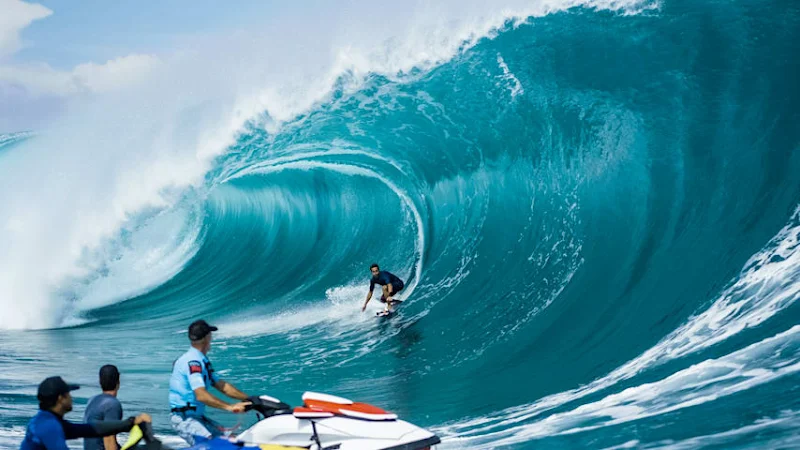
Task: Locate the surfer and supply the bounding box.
[362,263,404,314]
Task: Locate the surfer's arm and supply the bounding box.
[61,421,100,439]
[83,416,148,437]
[363,283,374,311]
[214,379,249,401]
[194,387,248,412]
[63,415,146,439]
[362,292,372,311]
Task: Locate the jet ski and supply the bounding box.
[124,391,440,450]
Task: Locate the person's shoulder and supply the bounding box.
[32,411,63,434]
[85,394,113,419]
[28,410,46,427]
[171,352,191,376]
[101,394,123,418]
[84,394,99,414]
[176,348,206,374]
[86,393,103,405]
[189,348,210,365]
[100,393,122,409]
[32,410,56,422]
[174,347,196,364]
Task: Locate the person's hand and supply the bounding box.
[227,402,251,413]
[134,413,152,425]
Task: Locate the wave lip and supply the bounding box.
[0,0,651,331]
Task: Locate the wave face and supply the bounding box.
[2,0,800,448]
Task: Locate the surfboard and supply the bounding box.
[376,299,403,317]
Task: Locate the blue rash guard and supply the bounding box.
[20,410,128,450]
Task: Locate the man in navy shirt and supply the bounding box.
[83,365,123,450]
[362,263,405,313]
[20,376,150,450]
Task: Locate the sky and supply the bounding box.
[0,0,594,133]
[0,0,299,131]
[8,1,303,68]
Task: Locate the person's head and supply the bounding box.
[99,365,120,393]
[370,263,380,276]
[188,319,218,354]
[37,376,79,416]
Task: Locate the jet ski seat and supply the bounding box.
[293,392,398,421]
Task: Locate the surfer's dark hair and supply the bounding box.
[99,365,120,391]
[370,263,379,270]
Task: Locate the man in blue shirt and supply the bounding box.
[83,365,123,450]
[362,263,405,313]
[20,376,150,450]
[169,320,251,445]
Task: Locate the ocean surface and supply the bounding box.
[1,0,800,448]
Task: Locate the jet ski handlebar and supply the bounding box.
[245,395,292,417]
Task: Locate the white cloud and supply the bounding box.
[0,54,160,96]
[72,54,161,93]
[0,0,52,59]
[0,62,73,95]
[0,52,160,131]
[0,1,158,124]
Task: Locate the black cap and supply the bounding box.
[37,376,79,400]
[188,319,218,341]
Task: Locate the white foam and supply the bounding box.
[71,204,204,312]
[216,284,374,339]
[610,207,800,377]
[0,426,27,448]
[497,54,524,98]
[436,206,800,446]
[629,410,800,449]
[217,144,409,182]
[0,131,34,147]
[438,325,800,448]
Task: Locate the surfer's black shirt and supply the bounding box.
[370,271,404,291]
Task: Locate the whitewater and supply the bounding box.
[1,0,799,448]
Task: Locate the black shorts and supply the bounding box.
[380,282,404,301]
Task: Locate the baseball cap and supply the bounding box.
[37,376,79,400]
[188,319,218,341]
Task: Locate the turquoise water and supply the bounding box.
[2,1,800,448]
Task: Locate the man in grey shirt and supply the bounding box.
[83,365,123,450]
